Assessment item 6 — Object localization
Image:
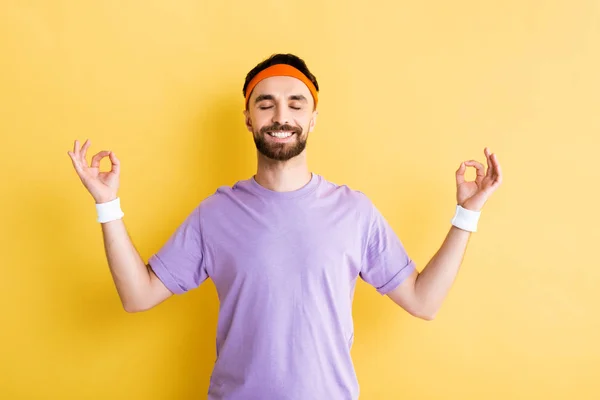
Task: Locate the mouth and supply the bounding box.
[266,131,296,142]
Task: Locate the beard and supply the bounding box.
[253,122,307,161]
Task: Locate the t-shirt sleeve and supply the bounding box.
[360,203,416,295]
[147,205,209,295]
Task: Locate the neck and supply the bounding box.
[254,151,311,192]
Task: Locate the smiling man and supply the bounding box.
[245,61,317,164]
[68,53,502,399]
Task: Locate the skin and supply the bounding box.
[243,75,318,193]
[67,74,503,318]
[387,147,503,320]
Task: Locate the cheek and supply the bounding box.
[303,117,314,132]
[295,113,312,128]
[249,114,267,131]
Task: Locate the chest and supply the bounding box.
[204,201,365,291]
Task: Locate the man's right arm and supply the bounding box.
[101,218,173,312]
[68,139,173,312]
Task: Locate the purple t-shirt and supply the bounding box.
[148,173,415,400]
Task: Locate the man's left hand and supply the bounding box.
[455,147,503,212]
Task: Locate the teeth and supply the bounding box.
[269,131,293,138]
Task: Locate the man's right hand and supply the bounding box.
[67,139,121,204]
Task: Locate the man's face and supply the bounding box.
[244,75,317,161]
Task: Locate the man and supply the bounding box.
[67,53,502,399]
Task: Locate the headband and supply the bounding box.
[244,64,318,109]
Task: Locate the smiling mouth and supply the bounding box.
[267,131,295,138]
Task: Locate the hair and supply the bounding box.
[242,53,319,108]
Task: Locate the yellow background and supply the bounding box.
[1,1,598,399]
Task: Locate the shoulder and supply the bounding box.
[317,175,376,216]
[195,177,254,214]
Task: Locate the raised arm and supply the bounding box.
[387,147,503,319]
[68,139,173,312]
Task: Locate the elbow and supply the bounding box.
[412,306,438,321]
[122,299,151,313]
[418,312,437,321]
[124,304,149,313]
[123,303,142,313]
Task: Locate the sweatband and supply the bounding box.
[96,197,125,223]
[244,64,318,109]
[451,205,481,232]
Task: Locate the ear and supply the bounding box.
[308,110,318,133]
[243,109,253,133]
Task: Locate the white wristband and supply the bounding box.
[451,204,480,232]
[96,197,125,223]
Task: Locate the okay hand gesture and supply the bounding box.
[455,147,503,212]
[67,139,121,204]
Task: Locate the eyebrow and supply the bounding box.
[289,95,308,102]
[254,94,308,104]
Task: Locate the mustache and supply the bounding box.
[259,123,302,135]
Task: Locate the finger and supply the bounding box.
[91,151,111,169]
[80,139,91,164]
[455,162,466,185]
[109,151,120,175]
[73,139,80,158]
[464,160,485,185]
[484,148,494,179]
[67,151,83,173]
[464,160,485,175]
[491,153,503,187]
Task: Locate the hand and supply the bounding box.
[455,147,503,212]
[67,139,121,204]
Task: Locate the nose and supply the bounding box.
[272,104,291,126]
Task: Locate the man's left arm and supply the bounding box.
[387,147,503,320]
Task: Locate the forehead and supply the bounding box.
[251,75,312,101]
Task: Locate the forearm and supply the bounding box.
[414,226,471,318]
[100,218,151,311]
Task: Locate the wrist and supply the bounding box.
[96,197,124,223]
[96,195,118,204]
[459,199,484,212]
[451,204,480,232]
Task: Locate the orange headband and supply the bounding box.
[244,64,318,109]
